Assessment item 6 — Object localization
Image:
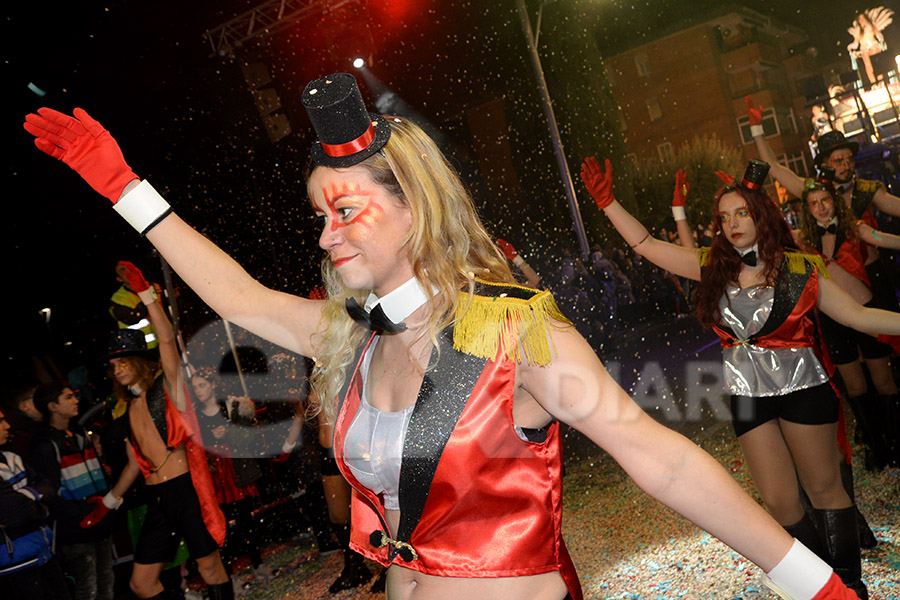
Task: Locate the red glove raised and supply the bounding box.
[496,239,518,261]
[672,169,690,208]
[24,108,138,203]
[580,157,615,210]
[811,573,861,600]
[80,496,111,528]
[116,261,151,293]
[745,95,763,127]
[715,170,736,185]
[308,286,326,300]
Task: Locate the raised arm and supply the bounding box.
[672,168,697,248]
[519,325,851,599]
[497,238,541,288]
[870,185,900,218]
[746,96,806,198]
[580,157,701,281]
[24,108,325,358]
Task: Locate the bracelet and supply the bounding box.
[113,180,173,236]
[750,124,764,137]
[672,206,686,220]
[630,232,651,249]
[512,255,525,267]
[137,287,158,305]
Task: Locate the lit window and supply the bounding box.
[647,97,663,122]
[658,142,674,161]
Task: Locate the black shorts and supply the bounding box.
[134,472,220,565]
[731,382,840,437]
[820,307,892,365]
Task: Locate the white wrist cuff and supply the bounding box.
[750,124,764,137]
[113,180,173,235]
[137,287,158,305]
[282,439,297,454]
[102,492,123,510]
[512,255,525,267]
[672,206,687,220]
[765,540,832,600]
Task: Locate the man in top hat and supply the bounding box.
[747,96,900,313]
[101,262,230,600]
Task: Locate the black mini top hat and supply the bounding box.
[301,73,392,168]
[102,329,155,363]
[815,131,859,166]
[815,165,836,185]
[739,159,770,191]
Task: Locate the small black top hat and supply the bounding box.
[816,165,836,185]
[815,131,859,165]
[301,73,392,168]
[739,159,770,191]
[102,329,154,363]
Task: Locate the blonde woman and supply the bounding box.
[25,73,862,599]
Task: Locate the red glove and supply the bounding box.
[496,239,518,261]
[116,261,151,293]
[580,157,615,210]
[715,170,735,185]
[24,108,138,203]
[811,573,861,600]
[672,169,690,207]
[745,95,763,127]
[273,451,292,464]
[309,286,326,300]
[79,496,111,528]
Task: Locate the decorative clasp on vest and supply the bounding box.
[369,530,418,562]
[725,336,758,347]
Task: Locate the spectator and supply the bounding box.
[0,382,41,461]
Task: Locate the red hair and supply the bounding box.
[693,185,797,328]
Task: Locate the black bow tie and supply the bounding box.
[345,298,407,333]
[817,223,837,235]
[740,251,757,267]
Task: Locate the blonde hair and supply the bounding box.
[307,118,514,423]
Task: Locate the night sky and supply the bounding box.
[2,0,891,382]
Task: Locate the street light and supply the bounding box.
[515,0,590,259]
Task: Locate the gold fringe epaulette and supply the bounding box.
[453,279,572,366]
[784,250,830,277]
[698,247,829,277]
[857,179,882,193]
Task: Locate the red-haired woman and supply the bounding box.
[581,157,900,599]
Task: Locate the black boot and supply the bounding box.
[814,507,868,599]
[783,512,825,560]
[839,459,878,549]
[847,394,890,471]
[882,393,900,467]
[207,580,235,600]
[328,524,372,593]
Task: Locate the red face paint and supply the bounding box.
[320,182,385,232]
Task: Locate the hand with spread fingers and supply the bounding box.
[24,107,138,203]
[673,169,690,209]
[745,95,764,127]
[580,156,616,210]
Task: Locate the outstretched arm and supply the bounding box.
[870,185,900,218]
[746,96,806,198]
[581,157,701,280]
[519,325,850,599]
[497,238,541,288]
[24,108,325,359]
[859,221,900,249]
[818,273,900,335]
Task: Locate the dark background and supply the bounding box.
[2,0,885,383]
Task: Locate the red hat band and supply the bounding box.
[320,123,376,158]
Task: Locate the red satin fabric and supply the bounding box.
[334,343,582,599]
[832,239,871,288]
[131,383,226,546]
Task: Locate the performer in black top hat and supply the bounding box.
[583,154,900,598]
[25,73,872,599]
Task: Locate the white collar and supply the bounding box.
[819,216,839,228]
[364,277,436,324]
[736,243,758,257]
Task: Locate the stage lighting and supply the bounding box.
[353,58,366,69]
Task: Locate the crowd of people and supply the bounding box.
[5,69,900,600]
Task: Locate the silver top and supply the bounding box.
[719,284,828,397]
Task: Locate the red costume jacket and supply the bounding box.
[130,375,226,546]
[333,281,582,600]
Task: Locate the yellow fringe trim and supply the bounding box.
[697,247,828,277]
[453,280,572,366]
